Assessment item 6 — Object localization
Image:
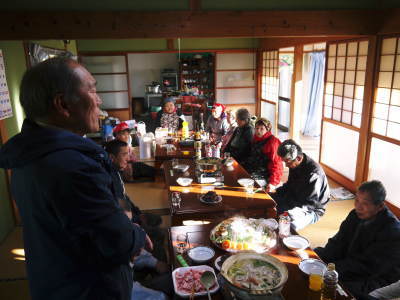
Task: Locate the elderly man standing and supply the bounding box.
[271,139,330,230]
[315,180,400,299]
[0,58,149,300]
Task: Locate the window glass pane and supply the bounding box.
[326,82,334,94]
[334,83,343,96]
[338,43,347,56]
[393,72,400,89]
[380,55,395,71]
[359,41,369,55]
[387,121,400,140]
[345,71,355,84]
[354,99,363,114]
[328,57,336,69]
[333,96,343,108]
[327,70,335,82]
[352,113,361,128]
[355,85,364,100]
[336,70,344,83]
[324,106,332,118]
[396,56,400,71]
[376,88,391,104]
[382,38,397,55]
[93,74,128,91]
[333,108,341,121]
[216,53,256,70]
[372,118,387,135]
[374,103,389,119]
[217,88,256,104]
[356,71,366,85]
[337,57,345,69]
[388,105,400,123]
[328,44,337,56]
[348,42,358,56]
[368,138,400,205]
[378,71,393,88]
[325,94,333,106]
[346,57,356,70]
[357,56,367,70]
[81,56,126,73]
[100,92,129,109]
[342,111,352,124]
[321,121,359,181]
[391,89,400,106]
[216,70,255,87]
[263,52,267,59]
[344,84,354,98]
[343,98,353,111]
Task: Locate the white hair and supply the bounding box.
[283,144,298,161]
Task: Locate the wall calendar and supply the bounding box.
[0,50,13,120]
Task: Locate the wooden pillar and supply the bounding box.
[289,45,303,141]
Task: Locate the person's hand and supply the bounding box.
[266,184,276,193]
[144,234,153,252]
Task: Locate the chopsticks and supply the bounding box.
[189,268,195,300]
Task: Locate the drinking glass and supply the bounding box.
[171,158,179,168]
[245,181,254,194]
[176,234,188,254]
[171,192,182,209]
[309,273,323,291]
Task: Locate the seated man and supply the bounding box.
[112,122,155,182]
[315,180,400,299]
[104,139,167,263]
[271,139,330,229]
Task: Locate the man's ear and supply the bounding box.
[53,94,70,118]
[109,153,116,163]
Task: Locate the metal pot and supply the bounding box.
[220,253,288,300]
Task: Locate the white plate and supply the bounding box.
[283,235,310,251]
[172,265,219,298]
[199,194,222,204]
[188,246,215,263]
[299,258,327,275]
[173,164,190,172]
[177,177,193,186]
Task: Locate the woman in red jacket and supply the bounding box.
[242,117,283,193]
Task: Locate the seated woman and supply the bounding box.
[113,122,155,182]
[242,117,283,192]
[155,97,185,132]
[205,103,229,144]
[223,108,254,164]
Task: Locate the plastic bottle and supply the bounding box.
[321,263,338,300]
[182,121,189,139]
[278,212,291,238]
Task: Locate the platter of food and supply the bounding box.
[210,217,277,253]
[199,191,222,204]
[172,265,219,298]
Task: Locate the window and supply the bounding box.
[323,40,369,128]
[261,50,279,102]
[372,37,400,141]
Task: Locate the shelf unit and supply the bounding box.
[179,53,215,101]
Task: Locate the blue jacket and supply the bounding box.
[0,119,145,300]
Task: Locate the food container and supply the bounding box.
[220,253,288,300]
[173,265,219,298]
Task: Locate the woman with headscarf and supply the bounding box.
[242,117,283,192]
[205,103,229,144]
[155,97,185,132]
[223,108,254,164]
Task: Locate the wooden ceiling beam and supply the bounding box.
[0,9,386,40]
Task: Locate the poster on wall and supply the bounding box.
[0,50,13,120]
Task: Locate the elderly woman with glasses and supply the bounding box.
[242,117,283,193]
[222,108,254,164]
[205,103,230,144]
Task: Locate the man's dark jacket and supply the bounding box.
[315,207,400,299]
[0,119,145,300]
[273,153,330,216]
[225,124,253,164]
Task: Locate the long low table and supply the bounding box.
[169,224,353,300]
[164,159,277,226]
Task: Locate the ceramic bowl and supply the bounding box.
[283,235,310,251]
[299,258,327,275]
[237,178,254,187]
[176,177,193,186]
[187,246,215,264]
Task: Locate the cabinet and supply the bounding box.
[179,53,215,101]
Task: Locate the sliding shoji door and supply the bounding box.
[367,36,400,207]
[260,50,279,134]
[320,39,370,190]
[80,54,131,121]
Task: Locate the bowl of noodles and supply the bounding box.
[220,252,288,299]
